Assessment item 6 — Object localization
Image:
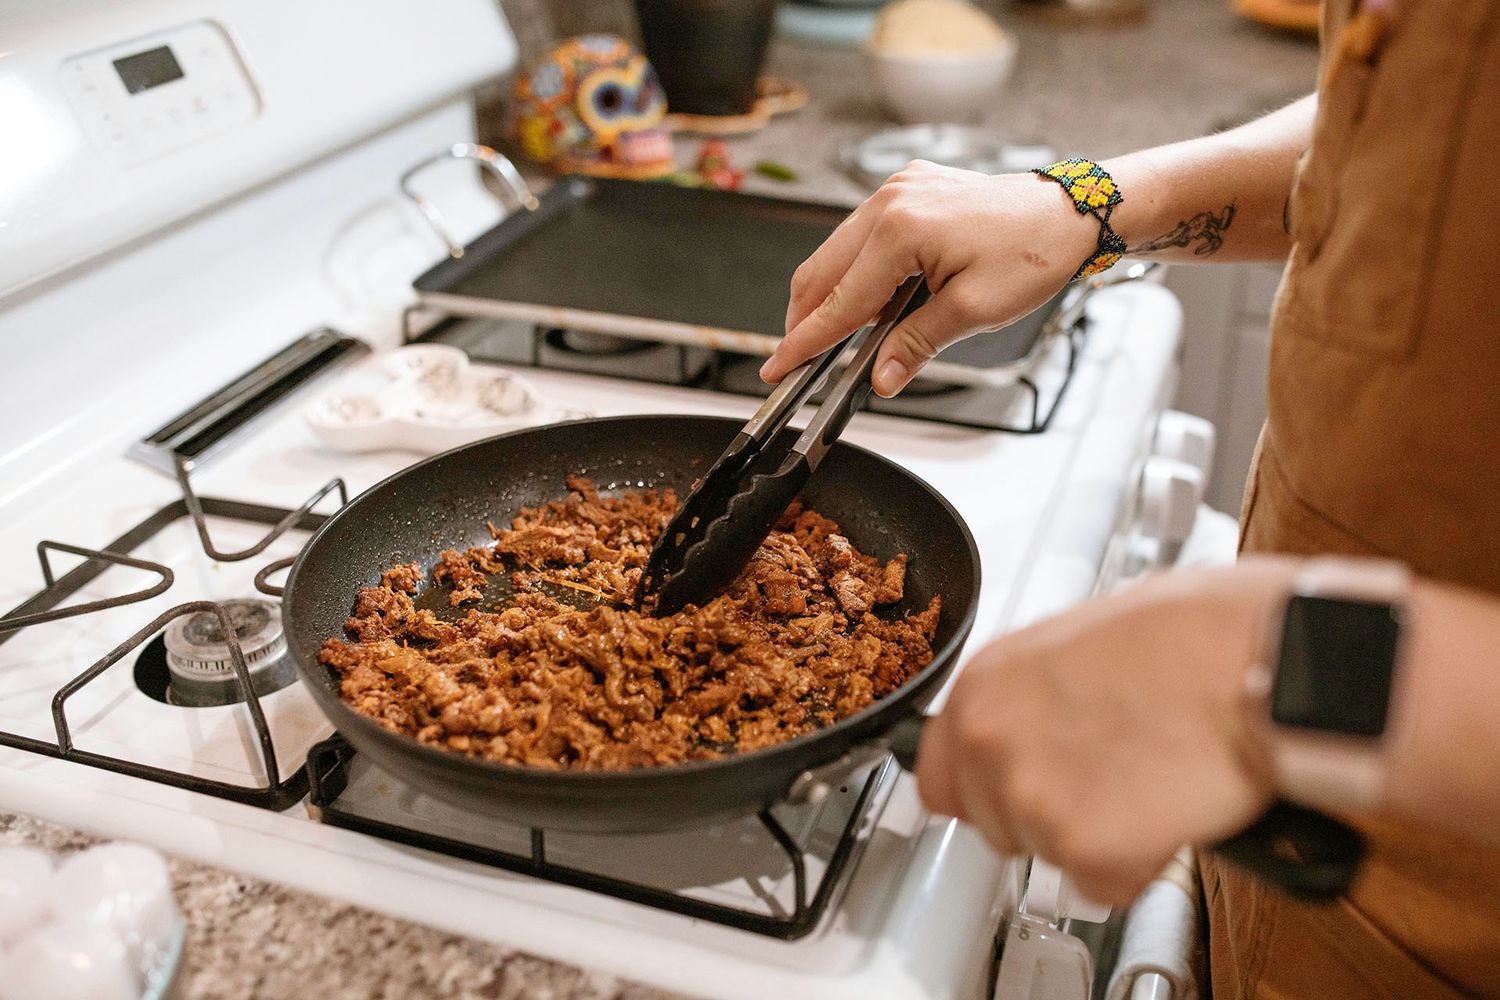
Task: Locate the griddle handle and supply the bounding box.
[1213,801,1366,901]
[887,717,1365,900]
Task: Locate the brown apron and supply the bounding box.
[1203,1,1500,997]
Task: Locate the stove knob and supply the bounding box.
[1137,456,1204,552]
[1024,858,1111,925]
[993,913,1094,1000]
[1121,533,1162,578]
[1152,410,1216,475]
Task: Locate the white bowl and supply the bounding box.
[866,39,1018,124]
[0,843,186,1000]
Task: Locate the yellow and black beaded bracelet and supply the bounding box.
[1032,158,1128,280]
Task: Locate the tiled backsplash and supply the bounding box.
[484,0,641,143]
[546,0,640,42]
[498,0,639,66]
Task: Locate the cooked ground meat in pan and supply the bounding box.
[320,475,940,770]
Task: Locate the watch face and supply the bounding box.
[1271,595,1400,736]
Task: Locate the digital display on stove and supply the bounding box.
[113,46,185,95]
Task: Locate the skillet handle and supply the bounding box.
[886,713,926,772]
[885,715,1365,900]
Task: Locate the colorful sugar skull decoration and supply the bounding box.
[514,34,675,179]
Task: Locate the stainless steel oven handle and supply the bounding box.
[398,143,540,259]
[1130,972,1174,1000]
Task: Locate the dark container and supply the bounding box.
[634,0,780,117]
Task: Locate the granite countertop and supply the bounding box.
[1,8,1317,999]
[605,0,1317,207]
[0,814,685,1000]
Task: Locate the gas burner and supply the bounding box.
[133,598,296,708]
[0,482,342,809]
[306,736,891,940]
[543,328,655,356]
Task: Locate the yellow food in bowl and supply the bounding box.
[868,0,1011,57]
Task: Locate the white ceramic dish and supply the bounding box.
[306,345,566,455]
[0,843,186,1000]
[141,918,186,1000]
[866,37,1018,124]
[837,123,1054,188]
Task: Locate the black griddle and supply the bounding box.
[412,177,1058,373]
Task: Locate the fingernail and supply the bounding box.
[875,359,908,398]
[759,358,777,383]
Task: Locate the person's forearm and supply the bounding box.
[1381,578,1500,845]
[761,95,1319,394]
[1100,95,1315,264]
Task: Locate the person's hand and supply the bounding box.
[761,160,1098,397]
[916,561,1296,905]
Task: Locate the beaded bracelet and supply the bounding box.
[1032,158,1127,280]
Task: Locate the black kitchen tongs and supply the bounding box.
[637,275,930,614]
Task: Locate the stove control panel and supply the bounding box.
[61,21,260,166]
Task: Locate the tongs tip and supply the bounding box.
[637,276,930,614]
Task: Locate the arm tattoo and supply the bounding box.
[1132,202,1237,256]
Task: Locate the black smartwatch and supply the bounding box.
[1254,558,1412,810]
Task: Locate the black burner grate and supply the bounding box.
[404,306,1087,435]
[0,463,346,810]
[305,735,887,940]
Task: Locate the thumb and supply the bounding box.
[870,285,975,397]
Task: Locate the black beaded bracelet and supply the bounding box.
[1032,158,1128,279]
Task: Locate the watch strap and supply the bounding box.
[1295,557,1410,603]
[1271,730,1388,812]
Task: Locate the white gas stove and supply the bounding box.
[0,3,1203,998]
